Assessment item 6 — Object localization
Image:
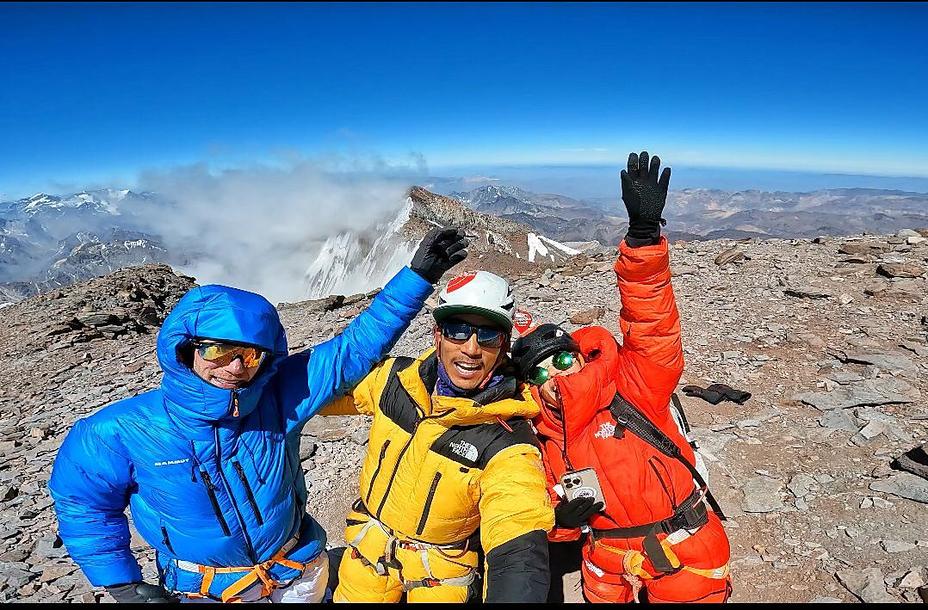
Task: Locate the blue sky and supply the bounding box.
[2,2,927,198]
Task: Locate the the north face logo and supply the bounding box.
[449,440,479,462]
[446,273,477,292]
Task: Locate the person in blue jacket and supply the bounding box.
[48,227,469,603]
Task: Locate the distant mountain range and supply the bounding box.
[2,184,926,303]
[450,184,928,244]
[0,190,178,302]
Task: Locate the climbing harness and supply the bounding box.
[346,500,478,591]
[173,534,311,602]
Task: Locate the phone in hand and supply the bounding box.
[559,468,606,511]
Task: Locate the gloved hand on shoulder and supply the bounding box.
[620,150,671,247]
[554,496,604,529]
[106,582,177,603]
[409,227,469,284]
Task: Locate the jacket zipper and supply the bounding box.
[232,458,264,525]
[553,382,575,471]
[197,466,232,536]
[231,390,240,418]
[365,440,391,506]
[375,404,448,520]
[375,423,419,519]
[161,526,175,553]
[416,472,442,535]
[213,426,258,563]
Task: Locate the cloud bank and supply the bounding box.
[135,157,421,304]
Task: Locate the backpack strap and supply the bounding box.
[609,393,726,521]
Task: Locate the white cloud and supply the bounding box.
[134,155,422,304]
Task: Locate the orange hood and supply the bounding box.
[533,325,620,444]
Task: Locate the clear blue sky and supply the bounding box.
[2,2,926,197]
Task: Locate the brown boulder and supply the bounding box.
[876,263,924,278]
[569,306,606,325]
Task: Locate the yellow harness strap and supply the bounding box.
[593,536,729,582]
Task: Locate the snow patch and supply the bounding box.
[527,232,581,263]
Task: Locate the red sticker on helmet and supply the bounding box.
[446,273,477,292]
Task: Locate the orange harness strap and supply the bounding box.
[176,536,307,602]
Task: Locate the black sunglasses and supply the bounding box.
[440,321,507,348]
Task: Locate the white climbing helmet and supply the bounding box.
[433,271,515,331]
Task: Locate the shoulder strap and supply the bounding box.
[670,393,691,435]
[610,393,726,521]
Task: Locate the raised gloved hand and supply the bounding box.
[620,150,671,246]
[409,227,469,284]
[554,496,604,529]
[106,582,176,603]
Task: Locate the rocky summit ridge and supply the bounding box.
[0,230,926,603]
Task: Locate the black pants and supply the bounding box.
[546,539,584,603]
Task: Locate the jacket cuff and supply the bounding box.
[81,555,143,588]
[615,236,670,282]
[388,265,434,300]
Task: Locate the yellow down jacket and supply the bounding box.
[324,348,555,602]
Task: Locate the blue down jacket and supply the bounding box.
[49,267,431,595]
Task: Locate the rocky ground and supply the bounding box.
[0,230,926,603]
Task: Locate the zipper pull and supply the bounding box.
[189,441,198,482]
[199,466,216,490]
[232,392,240,418]
[495,416,513,433]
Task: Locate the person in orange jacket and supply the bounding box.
[511,151,732,603]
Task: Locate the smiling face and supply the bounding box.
[434,313,508,391]
[192,347,261,390]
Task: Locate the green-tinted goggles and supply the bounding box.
[527,351,576,385]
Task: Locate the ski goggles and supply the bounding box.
[527,351,577,386]
[439,321,507,348]
[193,341,268,369]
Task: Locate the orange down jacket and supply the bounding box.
[533,237,730,580]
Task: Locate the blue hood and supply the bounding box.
[156,285,290,424]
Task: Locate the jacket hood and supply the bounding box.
[403,349,539,425]
[156,284,289,425]
[533,325,619,442]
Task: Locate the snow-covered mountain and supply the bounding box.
[303,198,418,299]
[0,185,583,304]
[0,189,171,301]
[299,186,581,300]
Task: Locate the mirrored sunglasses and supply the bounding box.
[527,351,576,386]
[194,341,268,369]
[440,321,507,348]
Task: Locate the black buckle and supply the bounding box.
[668,500,708,532]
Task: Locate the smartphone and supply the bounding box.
[559,468,606,511]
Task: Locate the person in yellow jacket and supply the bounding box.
[322,270,555,603]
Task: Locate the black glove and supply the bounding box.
[554,496,604,529]
[106,582,176,603]
[620,150,671,247]
[683,383,752,405]
[409,227,469,284]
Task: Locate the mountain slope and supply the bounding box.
[300,186,581,299]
